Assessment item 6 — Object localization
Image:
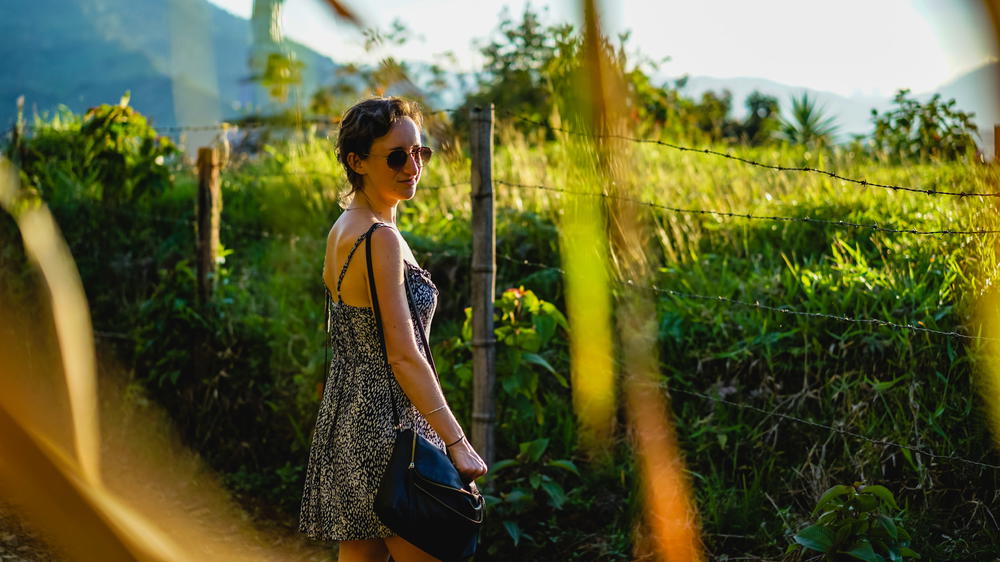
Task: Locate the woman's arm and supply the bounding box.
[368,226,487,480]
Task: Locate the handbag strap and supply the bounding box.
[365,222,403,428]
[364,222,443,429]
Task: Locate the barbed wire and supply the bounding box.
[492,253,995,342]
[498,110,1000,199]
[496,180,999,236]
[17,107,464,135]
[17,118,338,135]
[15,106,995,199]
[153,107,461,134]
[668,386,1000,471]
[501,249,1000,469]
[100,206,993,341]
[240,172,463,191]
[637,281,991,341]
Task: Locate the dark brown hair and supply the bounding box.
[336,97,424,196]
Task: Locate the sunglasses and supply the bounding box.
[364,146,434,170]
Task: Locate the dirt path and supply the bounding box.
[0,501,58,561]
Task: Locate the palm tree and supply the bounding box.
[780,92,839,148]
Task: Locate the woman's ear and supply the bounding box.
[347,152,366,176]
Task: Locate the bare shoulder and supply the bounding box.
[369,222,404,264]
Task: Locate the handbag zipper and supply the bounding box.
[412,471,483,499]
[412,480,486,524]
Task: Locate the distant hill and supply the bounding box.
[1,0,338,132]
[663,61,1000,156]
[6,3,998,157]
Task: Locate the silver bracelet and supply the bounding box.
[422,404,447,417]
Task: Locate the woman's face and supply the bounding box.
[352,116,424,202]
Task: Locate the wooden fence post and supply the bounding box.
[196,147,221,306]
[470,105,496,467]
[11,96,24,166]
[994,125,999,163]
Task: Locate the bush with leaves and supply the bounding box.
[132,250,307,509]
[436,286,573,456]
[4,95,184,345]
[11,92,179,209]
[870,88,979,164]
[788,482,919,561]
[479,437,581,553]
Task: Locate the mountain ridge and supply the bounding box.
[5,2,997,155]
[665,61,998,154]
[2,0,338,132]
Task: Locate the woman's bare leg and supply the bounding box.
[337,539,389,562]
[384,535,441,562]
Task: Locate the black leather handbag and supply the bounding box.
[362,227,485,561]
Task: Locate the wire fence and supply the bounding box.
[497,109,1000,198]
[75,103,1000,475]
[667,386,1000,471]
[491,253,993,342]
[496,180,999,236]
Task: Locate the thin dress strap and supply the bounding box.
[326,221,397,439]
[335,222,390,303]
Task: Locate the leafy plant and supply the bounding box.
[780,92,839,148]
[870,88,979,163]
[481,437,581,550]
[435,285,572,454]
[789,483,919,561]
[471,286,571,451]
[13,92,179,209]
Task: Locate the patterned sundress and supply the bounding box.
[298,221,446,541]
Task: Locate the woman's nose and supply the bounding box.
[403,151,421,174]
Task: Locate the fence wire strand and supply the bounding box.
[496,180,999,236]
[668,387,1000,471]
[499,110,1000,198]
[492,253,993,342]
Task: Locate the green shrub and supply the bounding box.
[436,286,572,456]
[13,92,180,209]
[789,483,919,561]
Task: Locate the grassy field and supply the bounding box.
[4,114,1000,559]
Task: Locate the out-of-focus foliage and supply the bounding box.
[870,88,980,164]
[780,92,839,149]
[741,91,782,146]
[9,92,180,209]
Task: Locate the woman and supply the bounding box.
[298,97,488,562]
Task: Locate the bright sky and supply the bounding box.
[207,0,998,98]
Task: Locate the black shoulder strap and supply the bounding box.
[365,222,444,430]
[365,222,402,429]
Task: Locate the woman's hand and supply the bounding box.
[446,438,488,484]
